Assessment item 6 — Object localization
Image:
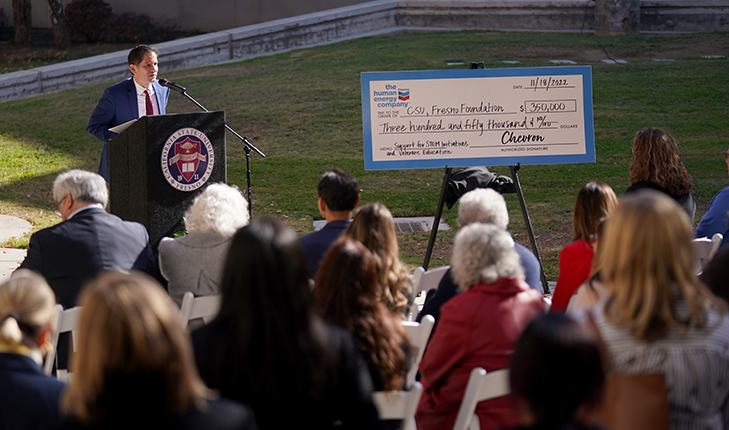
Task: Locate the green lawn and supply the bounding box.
[1,30,728,280]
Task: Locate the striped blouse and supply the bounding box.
[575,300,729,430]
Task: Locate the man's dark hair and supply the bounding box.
[317,169,359,212]
[128,45,158,66]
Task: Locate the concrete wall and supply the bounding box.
[0,0,369,32]
[2,0,728,103]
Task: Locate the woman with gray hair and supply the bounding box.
[416,223,545,430]
[159,183,249,306]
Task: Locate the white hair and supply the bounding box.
[451,223,523,292]
[458,188,509,229]
[184,183,249,236]
[53,170,108,208]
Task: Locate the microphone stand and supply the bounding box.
[164,83,265,214]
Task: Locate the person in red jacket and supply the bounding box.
[551,182,617,312]
[416,223,545,430]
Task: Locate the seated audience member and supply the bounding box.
[416,223,545,430]
[345,203,411,317]
[315,238,410,392]
[418,188,542,327]
[624,127,695,222]
[551,182,617,312]
[567,218,609,314]
[58,271,257,430]
[300,169,361,276]
[0,270,65,430]
[159,183,249,306]
[573,191,729,430]
[192,219,383,430]
[694,146,729,248]
[509,313,605,430]
[18,169,157,308]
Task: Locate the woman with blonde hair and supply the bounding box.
[315,238,410,393]
[59,271,256,429]
[576,190,729,430]
[345,203,411,317]
[0,270,65,430]
[551,182,617,312]
[159,183,249,306]
[625,127,695,221]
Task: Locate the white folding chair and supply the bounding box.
[179,292,221,328]
[402,314,435,388]
[372,381,423,430]
[44,305,83,381]
[693,233,723,273]
[452,368,510,430]
[409,265,450,321]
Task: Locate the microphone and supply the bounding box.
[158,78,186,93]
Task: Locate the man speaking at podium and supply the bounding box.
[87,44,170,182]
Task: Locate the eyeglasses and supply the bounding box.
[57,196,67,208]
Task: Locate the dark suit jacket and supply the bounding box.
[19,207,157,308]
[192,322,383,430]
[299,219,352,276]
[87,78,170,181]
[0,352,66,430]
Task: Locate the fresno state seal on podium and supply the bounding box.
[161,127,215,192]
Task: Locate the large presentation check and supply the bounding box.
[361,66,595,170]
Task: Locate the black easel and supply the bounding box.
[509,164,549,294]
[420,62,549,294]
[423,167,452,270]
[164,81,265,214]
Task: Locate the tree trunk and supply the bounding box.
[12,0,31,45]
[47,0,71,50]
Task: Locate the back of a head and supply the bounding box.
[315,238,379,328]
[458,188,509,229]
[317,169,359,212]
[510,313,604,426]
[314,237,409,391]
[345,203,410,314]
[572,182,617,241]
[451,222,524,292]
[600,190,716,340]
[0,270,55,351]
[217,218,332,398]
[629,127,693,195]
[63,271,207,423]
[53,169,108,208]
[184,183,249,236]
[346,203,398,258]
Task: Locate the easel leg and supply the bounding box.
[509,164,549,294]
[423,167,452,270]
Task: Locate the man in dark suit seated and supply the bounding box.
[87,44,170,182]
[18,169,157,309]
[417,188,542,329]
[299,169,360,276]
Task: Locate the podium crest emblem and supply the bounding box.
[161,128,215,192]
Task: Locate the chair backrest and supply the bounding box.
[693,233,723,273]
[402,315,435,388]
[44,305,83,377]
[452,367,511,430]
[179,292,221,328]
[409,265,450,321]
[372,381,423,430]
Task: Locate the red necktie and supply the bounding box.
[144,89,154,116]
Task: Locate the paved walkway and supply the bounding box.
[0,214,31,279]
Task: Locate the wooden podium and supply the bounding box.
[109,111,226,246]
